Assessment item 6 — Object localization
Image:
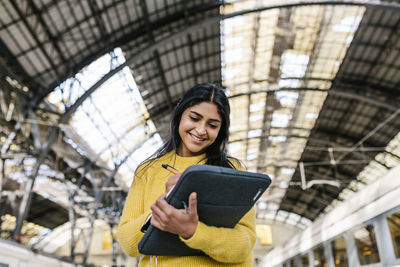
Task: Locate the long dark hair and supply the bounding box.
[147,83,238,168]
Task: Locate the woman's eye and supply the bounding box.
[209,124,218,129]
[190,116,199,121]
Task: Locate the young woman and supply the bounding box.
[117,83,256,266]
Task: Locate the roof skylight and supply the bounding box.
[48,48,163,186]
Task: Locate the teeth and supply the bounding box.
[190,134,204,141]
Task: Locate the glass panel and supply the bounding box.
[387,210,400,258]
[290,258,297,267]
[353,224,380,265]
[331,236,348,267]
[313,245,327,267]
[301,253,310,267]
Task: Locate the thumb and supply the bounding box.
[188,192,197,215]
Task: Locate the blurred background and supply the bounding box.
[0,0,400,266]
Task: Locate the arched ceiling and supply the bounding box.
[1,0,400,259]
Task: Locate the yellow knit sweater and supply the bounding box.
[117,151,256,267]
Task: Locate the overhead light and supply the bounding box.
[279,181,289,188]
[281,168,295,175]
[257,202,267,210]
[305,113,318,119]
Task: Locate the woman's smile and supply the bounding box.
[189,132,207,143]
[177,102,221,157]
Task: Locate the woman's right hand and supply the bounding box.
[150,192,198,239]
[165,173,181,193]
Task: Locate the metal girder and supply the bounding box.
[146,84,398,143]
[95,130,159,205]
[8,1,62,85]
[34,0,400,103]
[255,7,294,170]
[36,1,223,102]
[183,0,199,85]
[230,130,392,179]
[142,63,221,103]
[12,127,59,239]
[293,167,350,184]
[67,161,92,261]
[284,186,337,205]
[0,39,41,95]
[281,194,329,211]
[338,76,400,97]
[154,52,174,110]
[88,0,112,51]
[305,108,400,205]
[81,168,99,265]
[10,0,400,241]
[255,92,276,172]
[26,109,42,150]
[0,158,4,206]
[13,56,122,238]
[139,0,174,111]
[228,87,399,111]
[335,108,400,163]
[344,9,400,84]
[244,8,262,163]
[80,131,158,263]
[27,1,68,68]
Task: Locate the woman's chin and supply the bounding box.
[187,146,206,156]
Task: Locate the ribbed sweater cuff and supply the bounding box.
[179,221,208,250]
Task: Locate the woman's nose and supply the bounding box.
[196,125,206,135]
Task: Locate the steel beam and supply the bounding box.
[68,162,93,261]
[36,0,400,103]
[11,0,400,242]
[0,158,4,204]
[228,87,399,111]
[13,53,119,238]
[9,1,61,83]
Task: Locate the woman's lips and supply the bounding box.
[189,133,206,143]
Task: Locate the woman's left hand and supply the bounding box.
[150,192,198,239]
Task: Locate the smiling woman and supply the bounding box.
[178,102,222,157]
[116,83,256,267]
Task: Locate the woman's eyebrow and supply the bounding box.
[189,111,202,117]
[190,111,221,123]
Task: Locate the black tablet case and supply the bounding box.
[138,164,271,256]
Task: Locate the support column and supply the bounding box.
[68,194,76,261]
[343,231,360,267]
[0,158,4,199]
[374,215,396,266]
[13,126,59,240]
[110,223,117,267]
[0,158,4,233]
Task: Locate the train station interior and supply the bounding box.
[0,0,400,266]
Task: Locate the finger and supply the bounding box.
[151,201,169,223]
[150,214,164,230]
[154,194,166,204]
[152,204,172,227]
[188,192,197,215]
[156,195,173,210]
[154,196,176,219]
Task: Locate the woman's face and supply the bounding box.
[177,102,222,157]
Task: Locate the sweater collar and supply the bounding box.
[165,150,207,170]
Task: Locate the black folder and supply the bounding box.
[138,164,271,256]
